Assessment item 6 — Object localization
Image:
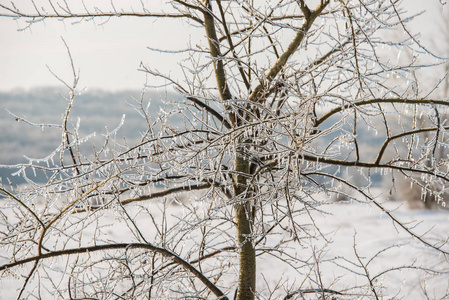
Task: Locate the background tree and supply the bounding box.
[1,0,449,299]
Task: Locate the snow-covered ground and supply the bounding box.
[290,199,449,299]
[1,191,448,299]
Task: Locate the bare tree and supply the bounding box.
[1,1,449,299]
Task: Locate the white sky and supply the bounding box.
[0,0,447,92]
[0,0,205,92]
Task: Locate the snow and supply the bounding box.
[305,200,449,299]
[1,192,448,299]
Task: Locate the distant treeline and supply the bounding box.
[1,87,386,187]
[0,87,181,185]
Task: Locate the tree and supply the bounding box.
[1,1,449,299]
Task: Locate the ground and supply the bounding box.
[1,189,448,299]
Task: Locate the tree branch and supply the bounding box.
[315,98,449,128]
[0,5,203,24]
[202,0,232,102]
[0,243,229,300]
[248,1,330,104]
[305,171,449,256]
[300,154,449,182]
[186,96,232,129]
[120,183,212,206]
[375,126,449,164]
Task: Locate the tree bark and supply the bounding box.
[203,2,256,298]
[234,149,256,300]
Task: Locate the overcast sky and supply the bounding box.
[0,0,447,92]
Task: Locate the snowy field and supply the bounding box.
[1,190,448,299]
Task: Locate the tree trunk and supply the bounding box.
[202,1,256,297]
[234,150,256,300]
